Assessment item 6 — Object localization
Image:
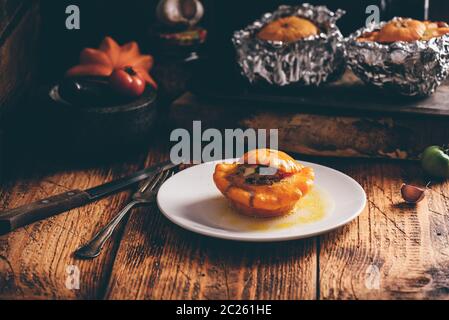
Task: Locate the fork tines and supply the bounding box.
[139,165,177,194]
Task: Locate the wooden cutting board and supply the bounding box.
[170,91,449,160]
[190,69,449,119]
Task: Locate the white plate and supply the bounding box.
[157,160,366,242]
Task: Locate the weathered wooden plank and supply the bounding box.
[0,1,40,116]
[106,210,317,300]
[104,148,317,300]
[0,0,26,40]
[319,161,449,300]
[0,129,3,182]
[0,161,142,299]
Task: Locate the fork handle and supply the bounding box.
[75,200,139,259]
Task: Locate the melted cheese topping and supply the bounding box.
[239,149,303,174]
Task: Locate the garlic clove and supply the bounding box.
[400,184,426,204]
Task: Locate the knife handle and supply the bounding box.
[0,190,91,235]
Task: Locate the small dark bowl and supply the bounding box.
[35,82,158,156]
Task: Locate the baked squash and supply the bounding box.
[213,149,315,218]
[358,18,449,43]
[257,16,319,42]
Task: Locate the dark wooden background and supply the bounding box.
[37,0,449,80]
[2,0,449,111]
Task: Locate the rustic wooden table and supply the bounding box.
[1,132,448,300]
[1,0,449,301]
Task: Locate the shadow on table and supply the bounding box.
[156,211,318,264]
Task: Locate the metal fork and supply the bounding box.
[74,168,174,259]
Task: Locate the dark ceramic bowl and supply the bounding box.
[37,83,158,154]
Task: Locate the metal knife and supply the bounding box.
[0,161,177,235]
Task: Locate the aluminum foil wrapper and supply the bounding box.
[232,4,346,87]
[346,18,449,96]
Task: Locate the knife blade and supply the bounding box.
[0,161,178,235]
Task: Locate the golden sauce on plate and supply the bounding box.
[215,187,333,232]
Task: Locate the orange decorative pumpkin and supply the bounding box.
[377,19,426,43]
[213,149,315,218]
[257,16,319,42]
[66,37,157,89]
